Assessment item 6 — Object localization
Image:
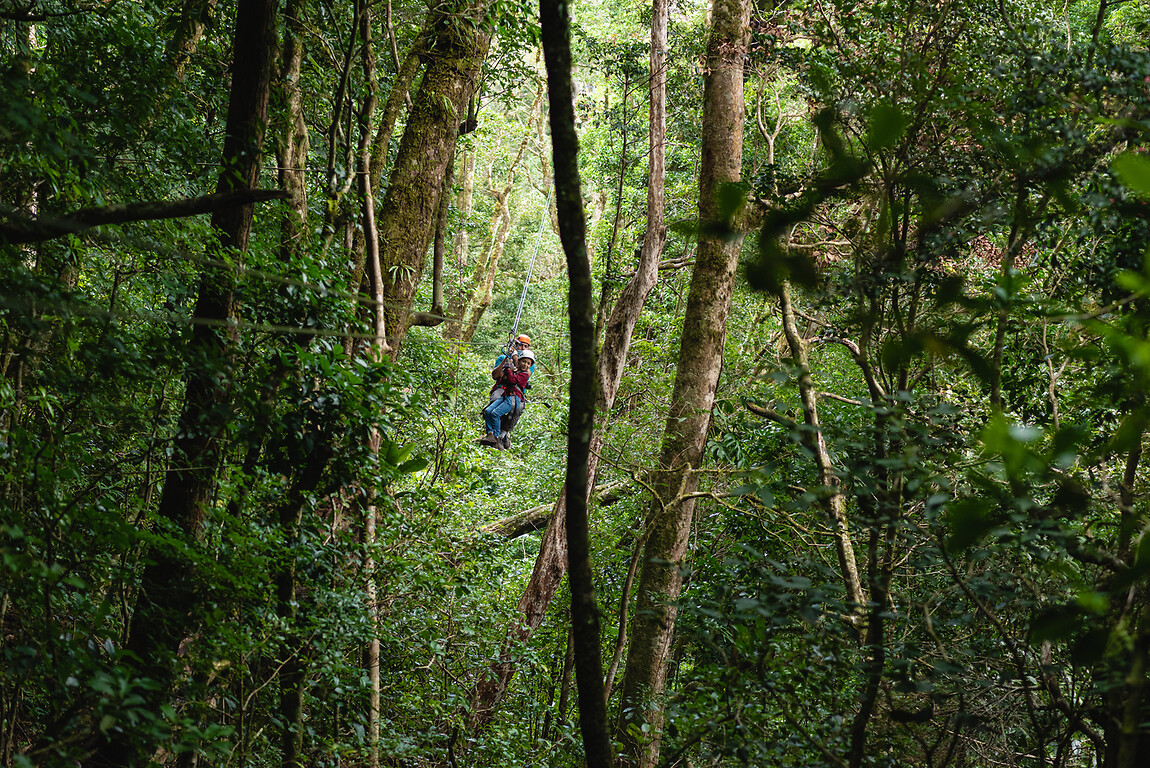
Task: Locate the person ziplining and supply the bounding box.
[480,344,534,449]
[484,333,535,448]
[476,187,549,450]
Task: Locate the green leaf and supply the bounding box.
[1107,409,1148,455]
[1070,627,1111,667]
[1029,605,1080,643]
[758,486,775,509]
[945,498,995,551]
[1112,152,1150,198]
[397,457,429,474]
[866,103,908,150]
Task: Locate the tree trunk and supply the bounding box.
[376,0,494,352]
[83,1,278,764]
[778,282,866,611]
[273,2,312,765]
[167,0,220,82]
[455,147,477,267]
[461,0,669,736]
[275,0,310,272]
[540,0,613,761]
[616,0,750,765]
[593,68,632,347]
[355,8,387,762]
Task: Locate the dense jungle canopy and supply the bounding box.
[4,0,1150,766]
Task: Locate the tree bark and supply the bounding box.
[83,2,278,764]
[616,0,750,765]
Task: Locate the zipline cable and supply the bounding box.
[507,185,552,347]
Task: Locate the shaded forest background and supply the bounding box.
[4,0,1150,766]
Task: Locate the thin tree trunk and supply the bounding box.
[461,0,668,735]
[455,147,477,267]
[594,68,632,346]
[457,192,513,341]
[358,2,390,358]
[541,0,612,761]
[344,17,426,292]
[274,2,313,764]
[356,8,386,763]
[778,282,866,611]
[276,0,310,254]
[446,86,544,340]
[616,1,750,765]
[603,536,643,702]
[83,2,278,764]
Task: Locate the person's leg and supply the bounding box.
[504,398,525,433]
[484,396,518,437]
[481,400,501,442]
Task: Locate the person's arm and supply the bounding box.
[492,353,511,379]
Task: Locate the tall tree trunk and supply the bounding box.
[541,0,613,761]
[376,0,494,352]
[355,7,387,763]
[462,0,668,736]
[83,1,278,764]
[616,1,750,765]
[273,2,313,765]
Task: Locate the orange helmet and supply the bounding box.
[515,334,531,346]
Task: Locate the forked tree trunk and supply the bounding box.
[83,2,278,765]
[463,0,668,737]
[616,1,750,765]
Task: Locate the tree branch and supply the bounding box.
[1,189,290,245]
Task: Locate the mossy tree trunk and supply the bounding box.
[377,0,494,353]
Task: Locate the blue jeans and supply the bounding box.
[483,394,522,435]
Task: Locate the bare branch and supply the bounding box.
[1,189,290,245]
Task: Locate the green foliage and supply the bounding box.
[6,0,1150,765]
